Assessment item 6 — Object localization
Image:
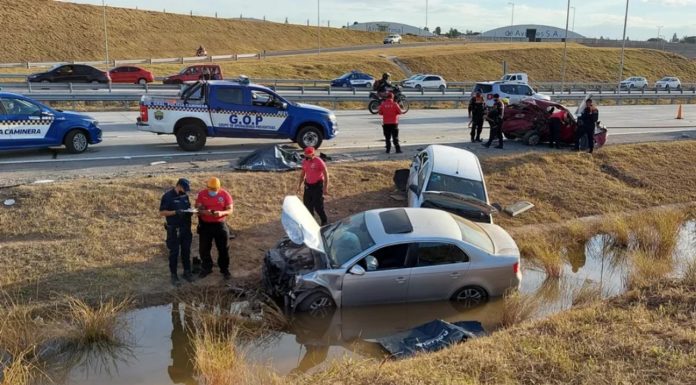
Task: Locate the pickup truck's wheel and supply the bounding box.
[296,126,323,149]
[64,129,89,154]
[176,124,207,151]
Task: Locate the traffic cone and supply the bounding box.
[676,104,683,120]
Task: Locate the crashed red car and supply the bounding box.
[502,98,608,149]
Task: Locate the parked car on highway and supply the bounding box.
[384,34,402,44]
[0,92,102,153]
[162,64,222,84]
[330,71,375,88]
[502,98,608,149]
[263,196,521,313]
[403,74,447,90]
[407,145,496,224]
[108,66,155,84]
[27,64,110,84]
[472,81,550,106]
[655,76,681,90]
[137,79,337,151]
[619,76,648,89]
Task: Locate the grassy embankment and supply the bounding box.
[0,140,695,308]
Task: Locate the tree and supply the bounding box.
[353,21,359,25]
[446,28,461,38]
[434,26,441,35]
[672,33,679,43]
[424,26,430,32]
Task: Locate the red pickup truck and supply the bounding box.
[162,64,223,84]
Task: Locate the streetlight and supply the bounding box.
[656,25,663,49]
[560,0,571,92]
[425,0,428,41]
[508,2,515,41]
[618,0,629,85]
[570,6,576,32]
[317,0,320,53]
[102,0,109,68]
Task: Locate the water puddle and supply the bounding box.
[45,221,696,384]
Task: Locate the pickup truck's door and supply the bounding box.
[208,86,289,138]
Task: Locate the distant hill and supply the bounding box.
[0,0,393,62]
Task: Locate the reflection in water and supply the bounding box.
[168,304,196,385]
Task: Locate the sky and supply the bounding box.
[60,0,696,40]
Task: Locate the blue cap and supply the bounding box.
[176,178,191,192]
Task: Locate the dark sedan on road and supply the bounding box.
[27,64,110,84]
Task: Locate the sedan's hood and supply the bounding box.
[422,191,496,215]
[281,195,324,252]
[477,223,519,256]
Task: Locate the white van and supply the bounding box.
[501,73,529,84]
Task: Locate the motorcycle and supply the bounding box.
[368,86,410,115]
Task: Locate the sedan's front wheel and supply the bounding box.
[64,129,89,154]
[296,291,335,318]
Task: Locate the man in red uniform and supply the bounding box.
[297,147,329,225]
[378,92,404,153]
[195,177,234,280]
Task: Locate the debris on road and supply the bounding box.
[149,161,167,166]
[3,199,16,206]
[234,145,302,172]
[504,201,535,217]
[32,179,55,184]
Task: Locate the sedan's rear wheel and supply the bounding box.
[451,286,488,309]
[523,131,541,146]
[137,78,147,85]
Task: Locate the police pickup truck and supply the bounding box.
[136,79,338,151]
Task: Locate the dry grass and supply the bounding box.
[517,231,564,279]
[571,282,603,307]
[498,290,541,329]
[0,0,411,63]
[64,296,132,347]
[0,350,34,385]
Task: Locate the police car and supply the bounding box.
[0,92,102,153]
[136,79,338,151]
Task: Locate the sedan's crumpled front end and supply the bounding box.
[262,237,327,300]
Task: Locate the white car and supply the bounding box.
[383,34,402,44]
[472,81,550,107]
[619,77,648,89]
[403,74,447,91]
[407,145,497,224]
[655,77,681,90]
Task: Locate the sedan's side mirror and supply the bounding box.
[281,102,288,110]
[408,184,419,194]
[349,265,365,276]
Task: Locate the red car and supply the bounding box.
[108,66,154,84]
[162,64,223,84]
[502,98,608,149]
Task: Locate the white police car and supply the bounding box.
[0,92,102,153]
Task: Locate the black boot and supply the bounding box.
[171,274,180,286]
[183,271,194,282]
[395,145,402,153]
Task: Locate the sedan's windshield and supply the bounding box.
[321,213,375,268]
[426,172,487,202]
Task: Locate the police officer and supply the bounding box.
[196,177,234,280]
[468,91,485,142]
[159,178,194,285]
[483,94,505,149]
[575,98,599,153]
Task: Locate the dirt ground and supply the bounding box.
[0,140,695,309]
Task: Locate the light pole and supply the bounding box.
[317,0,321,53]
[656,25,663,49]
[508,2,515,41]
[102,0,109,67]
[560,0,571,93]
[570,6,576,32]
[425,0,428,41]
[618,0,629,85]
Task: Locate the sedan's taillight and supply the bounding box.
[513,262,520,274]
[139,104,148,122]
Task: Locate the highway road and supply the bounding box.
[0,105,694,185]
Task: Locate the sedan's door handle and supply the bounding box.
[395,277,406,284]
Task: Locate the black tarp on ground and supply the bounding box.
[376,320,486,358]
[393,168,410,191]
[233,145,303,171]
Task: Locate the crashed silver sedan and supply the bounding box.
[263,196,521,314]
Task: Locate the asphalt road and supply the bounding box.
[0,104,694,185]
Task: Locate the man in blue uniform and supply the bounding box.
[160,178,194,285]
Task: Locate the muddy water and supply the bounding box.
[54,221,695,385]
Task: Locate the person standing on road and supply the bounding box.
[575,99,599,153]
[547,106,566,149]
[378,92,404,154]
[196,177,234,280]
[297,147,329,226]
[468,91,486,142]
[159,178,194,286]
[483,94,505,149]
